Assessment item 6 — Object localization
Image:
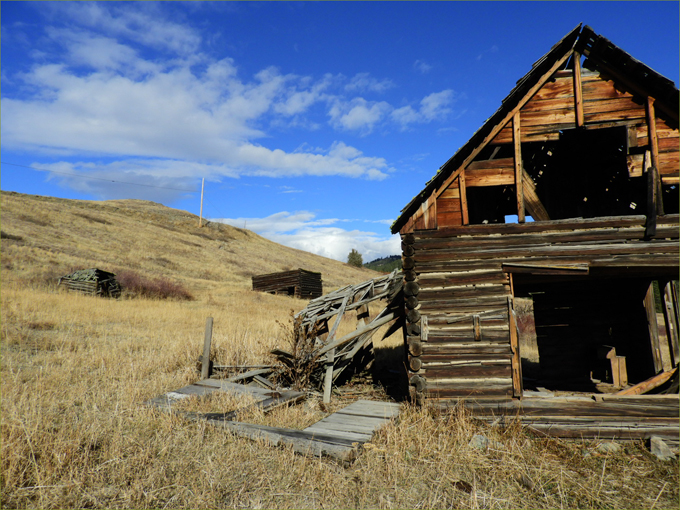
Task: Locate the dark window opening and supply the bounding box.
[514,274,678,394]
[466,185,515,224]
[522,126,647,220]
[662,184,679,215]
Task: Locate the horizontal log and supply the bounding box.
[421,364,511,378]
[414,240,679,264]
[418,285,510,301]
[420,352,513,363]
[412,215,677,239]
[413,225,678,252]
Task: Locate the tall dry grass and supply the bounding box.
[2,191,678,509]
[2,283,678,509]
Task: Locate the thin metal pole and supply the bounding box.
[199,177,205,227]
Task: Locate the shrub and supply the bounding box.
[115,270,193,301]
[347,248,363,267]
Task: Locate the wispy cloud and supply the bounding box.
[413,59,432,74]
[476,44,499,61]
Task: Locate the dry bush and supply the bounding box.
[272,312,323,390]
[116,270,193,301]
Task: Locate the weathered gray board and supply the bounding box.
[145,381,401,462]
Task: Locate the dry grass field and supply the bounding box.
[2,191,678,509]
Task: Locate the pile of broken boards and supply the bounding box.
[146,380,401,463]
[269,269,404,399]
[145,271,405,463]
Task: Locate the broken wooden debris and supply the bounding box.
[617,367,678,396]
[146,380,400,462]
[270,270,404,400]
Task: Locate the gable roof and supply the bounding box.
[391,25,679,235]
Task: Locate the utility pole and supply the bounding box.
[198,177,205,227]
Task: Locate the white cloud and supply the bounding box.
[1,3,457,200]
[58,2,202,55]
[390,89,457,129]
[328,98,392,134]
[413,60,433,74]
[345,72,394,93]
[216,211,400,262]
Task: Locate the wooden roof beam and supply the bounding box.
[433,49,577,201]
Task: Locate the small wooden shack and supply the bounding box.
[58,268,121,298]
[252,269,323,299]
[392,25,679,442]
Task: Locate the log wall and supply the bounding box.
[404,215,679,406]
[252,269,323,299]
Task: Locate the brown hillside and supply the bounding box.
[0,191,379,296]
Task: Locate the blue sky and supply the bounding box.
[2,2,678,262]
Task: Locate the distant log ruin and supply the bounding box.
[252,269,323,299]
[58,268,121,298]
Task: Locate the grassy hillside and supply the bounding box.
[364,255,402,273]
[1,191,378,296]
[2,191,677,509]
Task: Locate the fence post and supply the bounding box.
[202,317,214,379]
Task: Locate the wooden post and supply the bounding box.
[572,51,584,127]
[644,284,663,374]
[459,174,469,225]
[323,348,335,404]
[512,112,525,223]
[198,177,205,228]
[663,282,680,367]
[322,294,349,403]
[508,297,523,398]
[646,97,664,216]
[202,316,213,379]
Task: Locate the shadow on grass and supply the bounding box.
[372,343,409,402]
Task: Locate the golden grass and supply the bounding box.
[2,192,678,509]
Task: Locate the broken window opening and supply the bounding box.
[522,126,649,220]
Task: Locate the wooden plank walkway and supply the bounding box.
[145,380,401,462]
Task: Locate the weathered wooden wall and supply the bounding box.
[400,66,679,233]
[404,215,679,406]
[252,269,323,299]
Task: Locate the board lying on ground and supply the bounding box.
[145,380,401,462]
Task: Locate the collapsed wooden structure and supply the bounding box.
[252,268,323,299]
[272,270,404,402]
[58,268,121,298]
[391,25,679,443]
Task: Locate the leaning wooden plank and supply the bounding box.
[316,311,397,357]
[224,368,273,383]
[663,282,680,366]
[644,284,663,374]
[616,367,678,396]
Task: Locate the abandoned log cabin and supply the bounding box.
[392,25,679,441]
[58,268,121,298]
[252,269,323,299]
